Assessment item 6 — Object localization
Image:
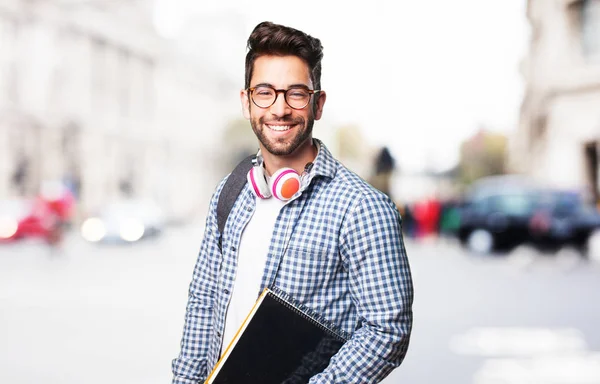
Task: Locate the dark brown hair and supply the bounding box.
[244,21,324,90]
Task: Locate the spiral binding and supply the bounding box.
[267,287,350,342]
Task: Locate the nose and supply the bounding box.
[269,91,292,117]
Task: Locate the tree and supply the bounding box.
[459,128,508,185]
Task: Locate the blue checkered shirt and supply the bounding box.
[172,140,413,383]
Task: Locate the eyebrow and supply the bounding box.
[251,82,312,90]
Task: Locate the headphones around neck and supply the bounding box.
[246,157,313,201]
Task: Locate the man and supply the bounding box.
[172,21,413,383]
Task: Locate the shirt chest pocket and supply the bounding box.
[275,245,339,299]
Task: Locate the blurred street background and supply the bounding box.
[2,0,600,382]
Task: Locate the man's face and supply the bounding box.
[241,55,326,157]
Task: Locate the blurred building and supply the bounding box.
[0,0,236,222]
[512,0,600,203]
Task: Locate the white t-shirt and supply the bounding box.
[221,196,285,351]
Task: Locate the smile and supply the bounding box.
[266,124,294,132]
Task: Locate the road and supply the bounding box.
[1,226,600,384]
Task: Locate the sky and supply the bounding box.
[154,0,530,173]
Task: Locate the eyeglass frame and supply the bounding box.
[246,85,322,110]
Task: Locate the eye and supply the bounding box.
[254,87,274,97]
[288,89,309,99]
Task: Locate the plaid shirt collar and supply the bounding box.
[295,138,337,197]
[309,138,337,180]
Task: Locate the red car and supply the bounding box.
[0,195,73,243]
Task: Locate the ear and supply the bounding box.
[314,91,326,120]
[240,89,251,119]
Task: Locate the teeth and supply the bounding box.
[267,125,292,131]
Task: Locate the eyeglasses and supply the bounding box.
[247,85,321,110]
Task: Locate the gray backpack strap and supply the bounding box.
[216,155,255,249]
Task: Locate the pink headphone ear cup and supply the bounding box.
[247,166,271,199]
[270,168,301,201]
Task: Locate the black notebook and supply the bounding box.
[205,288,349,384]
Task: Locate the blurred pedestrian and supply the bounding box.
[38,180,75,253]
[368,146,396,198]
[413,197,441,239]
[171,21,413,384]
[438,199,461,240]
[400,202,416,239]
[11,157,29,195]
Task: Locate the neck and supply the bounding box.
[262,139,317,176]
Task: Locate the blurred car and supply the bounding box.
[529,190,600,251]
[457,183,540,254]
[80,199,166,244]
[0,198,59,243]
[457,175,600,255]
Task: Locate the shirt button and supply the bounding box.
[246,206,252,212]
[224,289,230,295]
[230,246,236,252]
[216,331,221,337]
